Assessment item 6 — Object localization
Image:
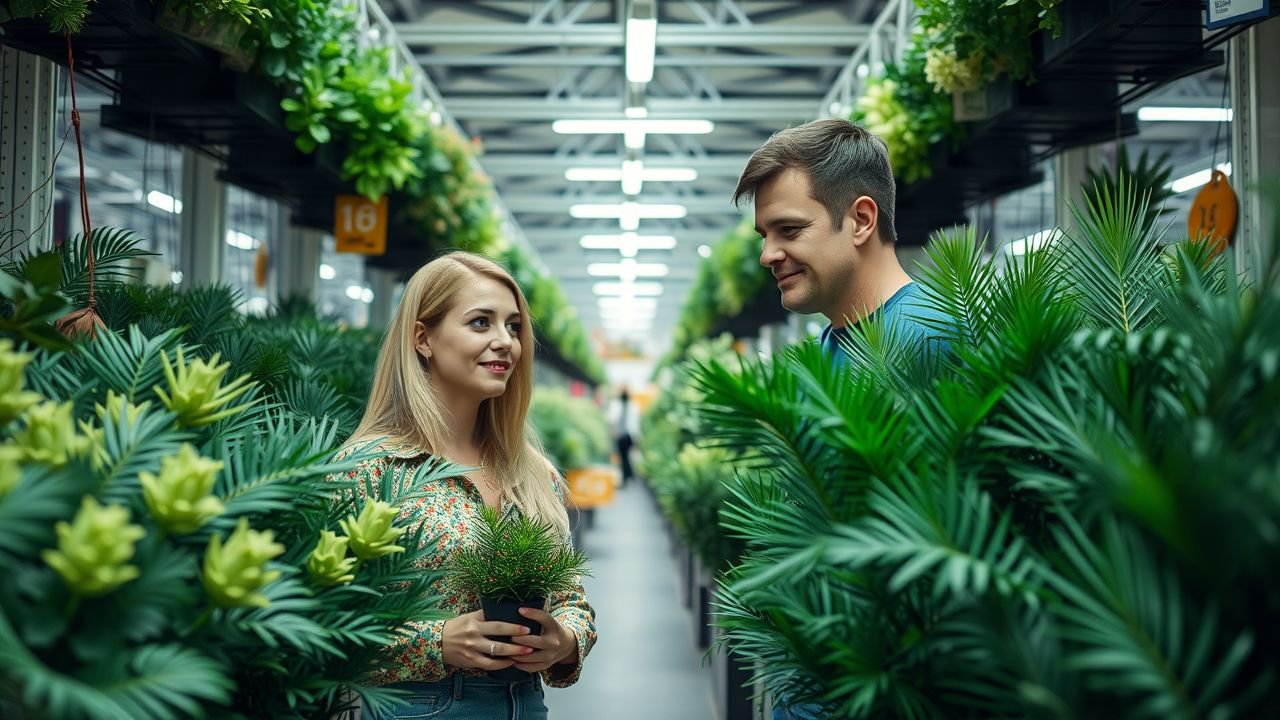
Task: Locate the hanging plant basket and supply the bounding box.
[154,1,256,71]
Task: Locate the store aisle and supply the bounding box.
[545,482,716,720]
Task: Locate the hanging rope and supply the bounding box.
[55,29,103,339]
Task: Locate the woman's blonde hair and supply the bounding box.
[346,251,569,535]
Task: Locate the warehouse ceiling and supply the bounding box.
[386,0,887,352]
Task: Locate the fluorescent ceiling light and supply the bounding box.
[225,230,258,250]
[566,168,623,182]
[625,2,657,83]
[587,258,670,279]
[570,202,687,219]
[581,233,677,257]
[622,159,643,195]
[594,281,664,296]
[625,106,648,119]
[360,288,375,304]
[697,244,712,258]
[624,130,646,150]
[1166,162,1231,194]
[599,297,659,311]
[346,285,369,301]
[1137,106,1233,122]
[146,190,183,214]
[170,271,183,285]
[319,263,337,280]
[552,119,714,135]
[567,165,699,184]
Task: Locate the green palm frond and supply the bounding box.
[1065,174,1166,334]
[0,610,135,720]
[59,229,154,301]
[823,474,1041,602]
[1048,514,1273,718]
[96,405,194,503]
[174,284,244,347]
[915,224,999,348]
[102,644,233,720]
[0,464,97,568]
[214,412,354,520]
[77,326,182,402]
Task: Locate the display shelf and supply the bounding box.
[1040,0,1226,107]
[535,329,599,387]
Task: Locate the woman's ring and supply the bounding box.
[489,641,496,657]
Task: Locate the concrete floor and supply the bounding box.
[545,482,718,720]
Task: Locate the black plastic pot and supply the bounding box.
[481,595,546,682]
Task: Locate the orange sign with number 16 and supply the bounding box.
[335,195,388,256]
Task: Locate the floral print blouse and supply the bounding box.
[331,445,596,688]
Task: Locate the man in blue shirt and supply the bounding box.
[731,118,948,719]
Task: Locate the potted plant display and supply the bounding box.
[449,507,590,681]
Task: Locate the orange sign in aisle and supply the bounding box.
[566,467,617,509]
[334,195,388,255]
[1188,171,1238,255]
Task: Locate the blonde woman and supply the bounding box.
[336,252,595,719]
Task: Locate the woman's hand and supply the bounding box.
[509,607,579,673]
[442,610,536,671]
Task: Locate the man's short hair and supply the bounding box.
[733,118,898,243]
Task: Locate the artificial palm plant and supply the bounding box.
[688,178,1280,718]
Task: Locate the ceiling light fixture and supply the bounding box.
[598,297,659,310]
[1137,106,1233,123]
[581,233,677,257]
[587,258,670,280]
[1166,162,1232,194]
[569,202,687,220]
[553,119,715,135]
[146,190,183,214]
[593,281,664,296]
[621,159,644,195]
[625,0,657,83]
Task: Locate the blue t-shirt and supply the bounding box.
[818,281,949,364]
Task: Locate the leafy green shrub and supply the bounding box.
[691,178,1280,717]
[528,386,609,473]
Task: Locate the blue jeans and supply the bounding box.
[378,673,547,720]
[773,701,827,720]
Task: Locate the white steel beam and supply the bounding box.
[445,97,813,121]
[503,195,737,214]
[396,23,870,48]
[417,53,848,67]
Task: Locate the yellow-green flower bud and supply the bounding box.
[0,340,42,424]
[75,419,110,471]
[307,530,357,586]
[13,401,90,467]
[95,390,152,428]
[339,501,406,561]
[201,517,284,609]
[140,444,225,534]
[0,444,22,495]
[42,496,145,596]
[153,347,255,428]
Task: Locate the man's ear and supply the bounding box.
[848,196,879,248]
[413,321,432,360]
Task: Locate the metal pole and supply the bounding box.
[1229,17,1280,281]
[0,47,60,259]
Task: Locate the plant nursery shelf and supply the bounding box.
[535,330,599,387]
[1039,0,1230,108]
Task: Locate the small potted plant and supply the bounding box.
[449,506,590,681]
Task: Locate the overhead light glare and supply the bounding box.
[625,2,657,83]
[593,281,664,296]
[1166,162,1232,194]
[1137,106,1233,123]
[319,263,337,280]
[552,119,714,135]
[147,190,183,214]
